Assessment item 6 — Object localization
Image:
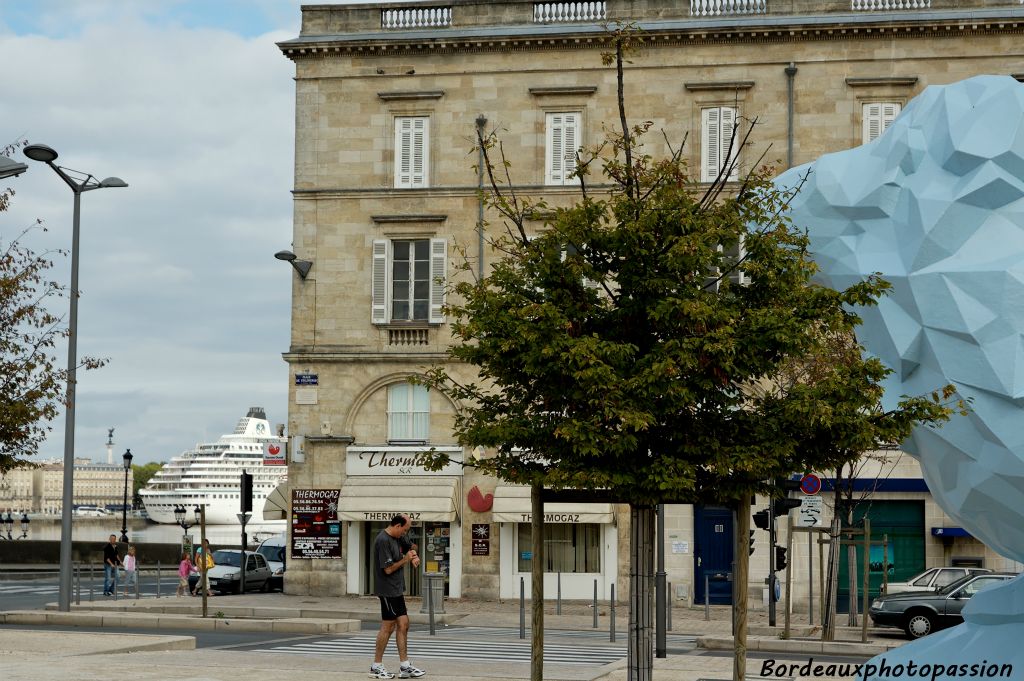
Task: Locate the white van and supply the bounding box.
[73,506,111,517]
[256,534,286,591]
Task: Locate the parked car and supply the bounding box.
[885,566,992,594]
[73,505,111,517]
[256,534,286,591]
[189,550,272,594]
[869,572,1016,639]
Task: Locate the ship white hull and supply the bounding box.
[141,490,285,525]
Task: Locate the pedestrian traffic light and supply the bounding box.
[774,545,788,571]
[241,471,253,513]
[772,478,803,516]
[753,509,770,530]
[749,530,755,555]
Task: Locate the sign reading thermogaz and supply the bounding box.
[291,489,342,559]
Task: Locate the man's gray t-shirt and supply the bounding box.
[374,529,406,597]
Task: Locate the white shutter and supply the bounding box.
[863,102,900,144]
[372,239,389,324]
[395,117,429,188]
[429,237,447,324]
[702,107,720,182]
[546,112,581,185]
[720,107,738,181]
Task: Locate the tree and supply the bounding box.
[132,461,164,504]
[0,143,105,474]
[422,28,958,681]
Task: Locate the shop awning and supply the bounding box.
[492,485,614,524]
[263,482,289,521]
[338,477,461,523]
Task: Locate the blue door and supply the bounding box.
[694,505,734,605]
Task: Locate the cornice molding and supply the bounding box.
[528,86,598,96]
[845,76,919,87]
[377,90,446,101]
[684,80,756,91]
[371,214,448,223]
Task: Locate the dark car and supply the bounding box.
[869,572,1016,639]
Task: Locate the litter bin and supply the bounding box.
[419,572,446,614]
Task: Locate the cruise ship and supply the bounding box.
[140,408,288,525]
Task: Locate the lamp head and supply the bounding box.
[275,250,297,262]
[193,505,201,525]
[0,156,28,179]
[23,144,58,163]
[100,177,128,188]
[122,449,134,470]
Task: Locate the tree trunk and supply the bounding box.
[628,505,655,681]
[531,481,544,681]
[846,507,858,627]
[733,495,751,681]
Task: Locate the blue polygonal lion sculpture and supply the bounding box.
[777,75,1024,671]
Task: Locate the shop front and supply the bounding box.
[339,446,464,597]
[493,485,618,600]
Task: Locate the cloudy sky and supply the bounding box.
[1,1,314,464]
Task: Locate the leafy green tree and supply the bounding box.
[0,143,106,474]
[423,31,958,681]
[132,461,164,503]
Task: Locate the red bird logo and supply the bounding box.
[268,445,281,455]
[467,485,493,513]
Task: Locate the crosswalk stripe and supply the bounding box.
[265,635,625,665]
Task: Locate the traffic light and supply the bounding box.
[749,530,755,555]
[241,470,253,513]
[753,509,770,530]
[774,545,788,571]
[772,477,803,516]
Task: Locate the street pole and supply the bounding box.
[238,511,250,594]
[655,503,667,658]
[57,190,82,613]
[120,459,129,543]
[201,505,208,618]
[768,490,777,627]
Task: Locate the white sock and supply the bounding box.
[371,662,382,669]
[401,660,410,667]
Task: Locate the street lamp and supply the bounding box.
[120,449,133,543]
[174,504,201,532]
[2,512,12,540]
[0,155,28,179]
[19,512,30,539]
[23,143,127,612]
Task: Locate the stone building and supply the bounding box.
[1,458,130,515]
[276,0,1024,606]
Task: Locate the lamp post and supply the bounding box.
[19,512,30,540]
[2,511,12,540]
[23,143,127,612]
[120,449,133,543]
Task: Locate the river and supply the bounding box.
[23,517,286,544]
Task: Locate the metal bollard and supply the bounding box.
[157,561,161,599]
[668,581,673,631]
[427,576,436,636]
[75,563,81,605]
[556,571,562,615]
[89,565,94,602]
[704,574,710,621]
[519,577,526,640]
[135,570,140,600]
[593,579,599,629]
[610,583,616,642]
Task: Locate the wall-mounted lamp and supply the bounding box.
[275,250,313,279]
[0,155,28,179]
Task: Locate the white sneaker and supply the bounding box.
[399,664,425,678]
[369,664,396,679]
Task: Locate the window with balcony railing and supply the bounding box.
[381,6,452,29]
[691,0,767,16]
[533,1,607,22]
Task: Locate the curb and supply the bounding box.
[697,635,904,656]
[1,609,362,634]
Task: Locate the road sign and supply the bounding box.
[800,473,822,495]
[797,496,823,527]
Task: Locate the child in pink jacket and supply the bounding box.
[177,552,196,597]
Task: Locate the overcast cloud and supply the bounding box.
[1,1,307,464]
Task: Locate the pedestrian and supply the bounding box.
[121,545,138,597]
[177,551,196,597]
[102,534,121,596]
[193,539,215,597]
[370,514,425,679]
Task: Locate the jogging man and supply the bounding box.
[370,514,425,679]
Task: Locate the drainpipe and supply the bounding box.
[475,114,488,281]
[785,63,798,169]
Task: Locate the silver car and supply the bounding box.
[207,550,272,594]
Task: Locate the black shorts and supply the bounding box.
[379,595,408,621]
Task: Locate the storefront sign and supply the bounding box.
[472,523,490,540]
[346,446,464,476]
[472,539,489,556]
[263,442,286,466]
[359,511,423,522]
[512,513,592,523]
[291,489,342,559]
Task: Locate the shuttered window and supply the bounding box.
[862,102,901,144]
[394,116,429,188]
[701,106,739,183]
[704,236,749,292]
[387,382,430,442]
[545,112,582,185]
[370,237,447,324]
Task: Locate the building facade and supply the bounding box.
[277,0,1024,603]
[0,458,131,515]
